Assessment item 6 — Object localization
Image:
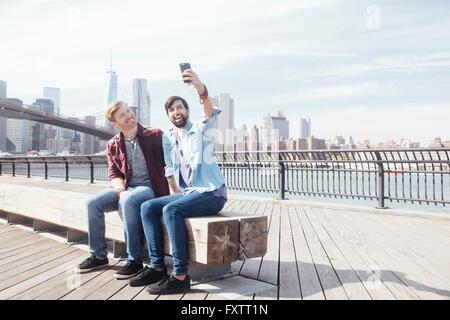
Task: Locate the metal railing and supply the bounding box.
[0,148,449,208]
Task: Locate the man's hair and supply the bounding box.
[164,96,189,114]
[105,101,127,122]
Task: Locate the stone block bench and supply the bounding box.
[0,177,267,279]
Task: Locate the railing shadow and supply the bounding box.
[250,260,450,299]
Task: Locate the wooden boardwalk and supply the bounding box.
[0,197,449,300]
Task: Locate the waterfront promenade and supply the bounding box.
[0,176,449,300]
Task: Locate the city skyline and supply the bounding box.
[1,0,450,146]
[0,77,448,152]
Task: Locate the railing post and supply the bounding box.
[12,162,16,177]
[90,161,94,184]
[27,161,31,178]
[65,161,69,182]
[375,151,386,209]
[0,162,2,176]
[44,161,48,180]
[278,152,285,200]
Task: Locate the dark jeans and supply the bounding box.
[140,191,226,275]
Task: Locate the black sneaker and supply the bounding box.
[114,260,144,280]
[146,274,191,295]
[75,254,109,273]
[128,265,167,287]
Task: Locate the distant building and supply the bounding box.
[34,98,55,114]
[291,117,311,139]
[248,125,260,152]
[43,87,62,140]
[5,99,29,154]
[308,136,326,150]
[212,93,235,151]
[261,111,289,151]
[132,78,151,126]
[47,138,71,155]
[105,59,118,129]
[279,138,296,151]
[82,116,97,154]
[43,87,60,116]
[429,137,450,148]
[0,80,7,152]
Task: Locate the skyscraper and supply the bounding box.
[271,111,289,139]
[43,87,61,141]
[34,98,55,114]
[0,80,7,152]
[105,57,118,128]
[32,99,55,151]
[291,117,311,139]
[82,116,97,154]
[43,87,61,116]
[261,111,289,151]
[212,93,234,151]
[132,78,151,126]
[6,103,30,154]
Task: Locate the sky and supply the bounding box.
[1,0,450,146]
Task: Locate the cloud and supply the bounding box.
[263,0,344,18]
[276,81,397,103]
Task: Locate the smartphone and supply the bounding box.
[179,63,191,83]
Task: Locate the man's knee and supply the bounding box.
[85,194,103,215]
[162,202,182,223]
[140,200,160,220]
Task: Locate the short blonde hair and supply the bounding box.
[105,101,127,122]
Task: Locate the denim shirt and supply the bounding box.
[163,107,226,194]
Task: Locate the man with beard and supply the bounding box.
[129,68,227,294]
[75,101,169,279]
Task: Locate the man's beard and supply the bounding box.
[171,115,188,128]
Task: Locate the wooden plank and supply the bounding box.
[0,246,79,289]
[0,237,50,260]
[0,250,86,299]
[296,207,348,300]
[0,240,66,272]
[305,207,372,300]
[0,228,31,243]
[0,234,44,255]
[181,289,208,300]
[0,226,20,235]
[0,238,62,268]
[331,209,449,300]
[322,208,430,299]
[289,206,324,300]
[359,211,450,285]
[157,293,185,300]
[316,207,418,300]
[254,203,280,300]
[12,261,120,300]
[230,201,266,273]
[84,277,130,300]
[132,287,159,300]
[60,261,126,300]
[163,218,240,265]
[255,203,279,285]
[239,202,272,278]
[108,284,146,300]
[219,212,268,260]
[278,205,301,300]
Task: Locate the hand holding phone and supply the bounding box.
[179,63,192,83]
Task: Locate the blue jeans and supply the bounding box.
[85,186,155,262]
[140,191,227,275]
